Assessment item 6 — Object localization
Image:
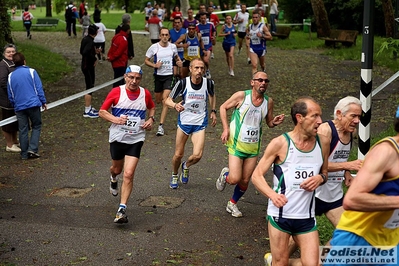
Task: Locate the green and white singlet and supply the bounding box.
[226,90,269,156]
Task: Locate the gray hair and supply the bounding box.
[3,43,16,53]
[122,13,131,24]
[333,96,362,119]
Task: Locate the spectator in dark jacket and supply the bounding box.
[0,44,20,153]
[7,52,47,160]
[80,24,101,118]
[108,24,130,88]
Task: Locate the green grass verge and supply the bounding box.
[13,42,73,86]
[10,9,146,32]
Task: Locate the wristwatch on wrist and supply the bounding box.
[211,109,217,114]
[149,116,155,122]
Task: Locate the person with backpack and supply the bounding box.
[65,1,78,37]
[22,7,34,39]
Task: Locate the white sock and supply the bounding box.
[85,106,92,113]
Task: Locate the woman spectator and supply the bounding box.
[0,44,20,153]
[269,0,278,33]
[170,6,182,21]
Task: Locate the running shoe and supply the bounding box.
[226,201,242,217]
[83,108,99,118]
[180,161,189,184]
[114,208,128,223]
[264,253,272,266]
[28,151,40,159]
[216,167,229,191]
[156,125,164,136]
[169,174,179,189]
[109,177,118,196]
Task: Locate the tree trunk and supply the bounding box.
[310,0,330,37]
[165,0,171,20]
[381,0,394,37]
[180,0,189,17]
[0,0,13,46]
[46,0,52,17]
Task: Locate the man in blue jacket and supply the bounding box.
[7,52,47,160]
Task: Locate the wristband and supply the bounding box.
[320,173,327,185]
[149,116,155,122]
[211,109,217,114]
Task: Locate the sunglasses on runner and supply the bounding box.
[253,78,270,83]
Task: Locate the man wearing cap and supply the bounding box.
[99,65,156,224]
[115,14,135,60]
[80,24,101,118]
[144,27,183,136]
[108,24,130,88]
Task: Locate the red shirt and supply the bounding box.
[209,13,220,27]
[101,87,155,111]
[147,16,162,25]
[171,11,182,19]
[107,31,129,68]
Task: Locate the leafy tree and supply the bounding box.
[279,0,388,36]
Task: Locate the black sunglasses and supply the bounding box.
[253,78,270,83]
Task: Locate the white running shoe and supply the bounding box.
[156,125,164,136]
[169,174,179,189]
[264,253,272,266]
[216,167,229,191]
[109,177,118,197]
[226,201,242,217]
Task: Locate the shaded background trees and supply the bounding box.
[279,0,397,37]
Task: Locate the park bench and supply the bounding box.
[31,18,59,28]
[271,26,291,39]
[318,29,358,47]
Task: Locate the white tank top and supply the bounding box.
[316,121,352,202]
[179,77,209,126]
[267,133,324,219]
[108,86,147,144]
